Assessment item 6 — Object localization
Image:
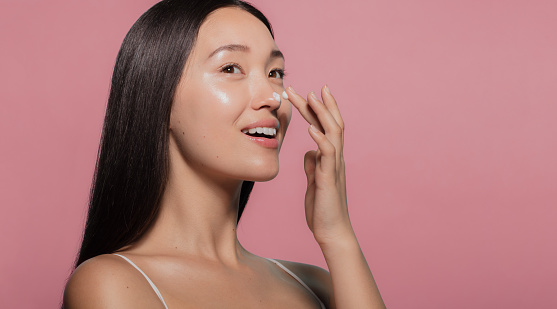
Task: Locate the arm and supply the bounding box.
[285,85,386,309]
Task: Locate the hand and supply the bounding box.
[285,85,354,246]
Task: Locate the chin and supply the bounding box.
[244,164,280,182]
[250,173,278,183]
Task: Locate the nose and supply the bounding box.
[250,82,282,111]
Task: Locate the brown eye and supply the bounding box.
[269,69,285,79]
[222,64,241,74]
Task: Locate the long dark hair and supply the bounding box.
[75,0,273,267]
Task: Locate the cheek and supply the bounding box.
[280,102,293,131]
[208,82,232,106]
[203,74,249,110]
[171,81,251,154]
[178,79,248,128]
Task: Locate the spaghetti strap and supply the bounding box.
[266,258,326,309]
[113,254,169,309]
[111,254,324,309]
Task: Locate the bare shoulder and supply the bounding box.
[63,254,164,309]
[275,259,334,308]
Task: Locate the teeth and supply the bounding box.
[241,127,277,137]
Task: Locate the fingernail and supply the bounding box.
[282,90,289,100]
[310,124,319,133]
[287,86,296,94]
[324,84,331,95]
[310,92,318,100]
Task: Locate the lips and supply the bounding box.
[241,118,279,138]
[241,118,280,148]
[242,127,276,138]
[241,118,279,131]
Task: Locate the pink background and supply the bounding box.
[1,0,556,308]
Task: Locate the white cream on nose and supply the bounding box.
[272,92,281,103]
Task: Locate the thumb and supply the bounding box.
[304,150,317,186]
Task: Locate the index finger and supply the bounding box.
[285,86,324,133]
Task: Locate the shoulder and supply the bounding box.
[274,259,334,308]
[63,254,164,309]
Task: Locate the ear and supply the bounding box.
[168,111,174,130]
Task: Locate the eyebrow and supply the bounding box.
[270,49,284,60]
[207,44,285,61]
[208,44,249,59]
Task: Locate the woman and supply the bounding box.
[64,0,385,308]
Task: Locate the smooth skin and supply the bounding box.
[64,7,385,309]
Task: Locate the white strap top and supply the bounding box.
[113,254,169,309]
[113,254,326,309]
[266,258,326,309]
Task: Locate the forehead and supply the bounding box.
[195,7,276,54]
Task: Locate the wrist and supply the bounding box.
[315,225,358,252]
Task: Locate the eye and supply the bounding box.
[221,64,242,74]
[268,69,285,79]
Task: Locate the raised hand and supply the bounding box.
[285,85,354,246]
[286,85,386,309]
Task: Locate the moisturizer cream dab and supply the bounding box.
[273,92,281,103]
[282,90,289,100]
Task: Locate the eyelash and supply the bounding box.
[220,63,286,79]
[220,63,243,74]
[269,68,286,79]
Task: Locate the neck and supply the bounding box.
[131,141,248,264]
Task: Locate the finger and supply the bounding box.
[307,92,343,164]
[308,125,336,175]
[307,92,343,140]
[320,85,344,129]
[303,150,316,231]
[304,150,317,186]
[303,150,316,232]
[321,85,345,155]
[286,86,324,133]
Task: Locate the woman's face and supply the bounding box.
[169,7,291,183]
